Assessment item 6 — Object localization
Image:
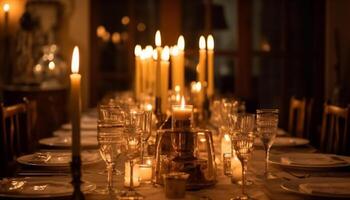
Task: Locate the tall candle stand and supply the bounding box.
[71,156,84,200]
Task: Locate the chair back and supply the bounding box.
[320,103,349,154]
[0,98,37,175]
[288,96,313,138]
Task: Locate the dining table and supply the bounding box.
[4,110,350,200]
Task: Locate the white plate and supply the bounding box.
[281,177,350,198]
[17,151,101,167]
[270,153,350,170]
[61,122,97,131]
[53,130,97,137]
[255,137,309,147]
[39,137,98,148]
[0,177,95,198]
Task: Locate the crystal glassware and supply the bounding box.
[140,110,152,163]
[97,103,126,195]
[231,131,255,200]
[119,109,144,200]
[256,109,279,179]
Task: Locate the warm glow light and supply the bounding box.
[207,35,214,50]
[71,46,79,74]
[112,32,121,44]
[192,82,202,92]
[175,85,181,93]
[199,36,206,49]
[140,50,146,60]
[121,16,130,25]
[145,104,153,111]
[171,45,179,56]
[155,30,161,47]
[180,96,186,109]
[48,61,55,70]
[145,45,153,57]
[134,45,142,56]
[152,49,157,60]
[3,3,10,12]
[161,46,169,61]
[96,25,106,37]
[224,134,230,141]
[177,35,185,50]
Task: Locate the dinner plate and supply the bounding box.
[17,151,101,167]
[39,137,98,148]
[53,129,97,137]
[281,177,350,198]
[255,137,309,147]
[269,153,350,170]
[0,177,95,198]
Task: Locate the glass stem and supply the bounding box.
[141,140,144,164]
[241,160,247,196]
[107,164,113,190]
[265,147,270,176]
[129,159,134,191]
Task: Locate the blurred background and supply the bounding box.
[0,0,349,133]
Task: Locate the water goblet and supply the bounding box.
[97,103,126,195]
[256,109,279,179]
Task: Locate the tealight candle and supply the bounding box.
[172,96,193,120]
[139,164,152,183]
[124,162,140,187]
[231,154,242,183]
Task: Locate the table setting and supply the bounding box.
[1,31,350,200]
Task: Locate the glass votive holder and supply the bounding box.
[139,156,154,183]
[223,153,232,176]
[124,162,140,187]
[163,172,189,199]
[171,104,193,130]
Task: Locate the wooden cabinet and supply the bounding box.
[2,85,68,139]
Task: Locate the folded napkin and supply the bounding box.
[280,154,347,166]
[299,182,350,196]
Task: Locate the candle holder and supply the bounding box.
[171,104,193,130]
[71,156,85,200]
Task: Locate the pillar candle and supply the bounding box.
[145,45,153,94]
[155,30,162,97]
[161,46,170,112]
[134,45,142,101]
[221,134,231,156]
[140,51,147,95]
[207,35,214,98]
[70,46,81,157]
[3,3,9,33]
[198,36,206,84]
[170,45,179,90]
[177,35,185,92]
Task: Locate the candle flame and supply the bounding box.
[134,45,142,56]
[177,35,185,50]
[171,45,179,56]
[199,36,206,49]
[207,35,214,50]
[140,50,146,60]
[145,104,153,111]
[3,3,9,12]
[71,46,79,73]
[152,49,157,60]
[155,30,161,47]
[175,85,181,93]
[224,134,230,141]
[180,96,186,108]
[161,46,169,61]
[145,45,153,58]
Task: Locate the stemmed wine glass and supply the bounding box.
[118,109,144,200]
[256,109,279,179]
[230,114,255,200]
[140,110,152,164]
[97,103,126,195]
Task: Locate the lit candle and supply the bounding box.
[134,45,142,100]
[155,30,162,98]
[140,50,147,94]
[191,81,203,109]
[170,45,179,90]
[139,164,152,183]
[198,36,206,84]
[177,35,185,92]
[145,45,154,94]
[161,46,170,112]
[172,96,193,120]
[207,35,214,98]
[70,46,81,157]
[124,162,140,187]
[3,3,9,33]
[231,154,242,183]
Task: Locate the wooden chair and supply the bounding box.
[0,98,37,176]
[288,96,313,138]
[320,103,349,154]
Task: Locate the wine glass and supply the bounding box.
[256,109,279,179]
[97,103,126,195]
[140,110,152,164]
[230,113,255,200]
[118,109,144,200]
